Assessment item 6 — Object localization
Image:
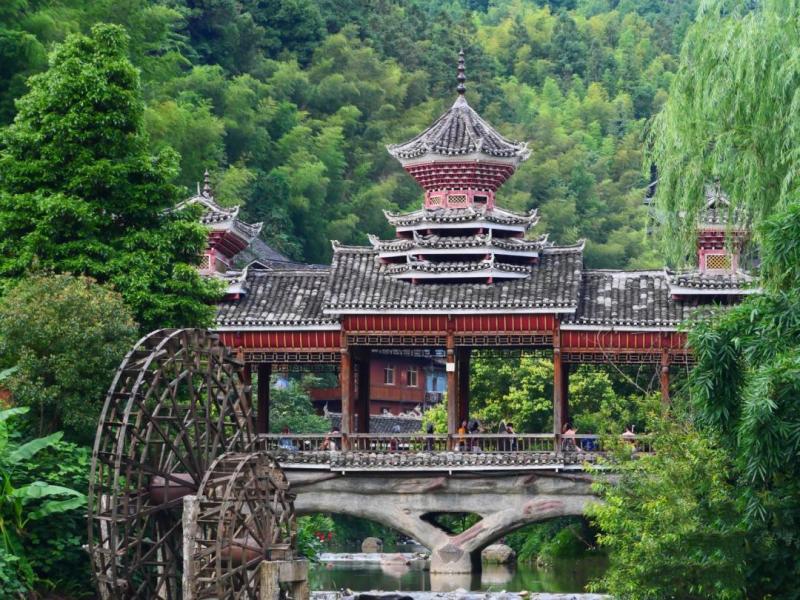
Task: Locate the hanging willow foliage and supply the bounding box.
[647,0,800,263]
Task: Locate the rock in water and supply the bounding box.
[361,537,383,553]
[481,543,516,564]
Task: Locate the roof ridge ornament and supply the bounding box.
[202,169,212,198]
[457,49,466,96]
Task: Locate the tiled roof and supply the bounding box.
[327,412,423,434]
[232,237,291,268]
[665,268,757,294]
[386,95,530,162]
[384,206,538,228]
[565,270,698,329]
[216,266,337,328]
[323,243,584,313]
[700,183,746,228]
[178,193,264,242]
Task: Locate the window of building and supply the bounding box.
[428,195,443,207]
[473,195,488,205]
[384,366,395,385]
[448,194,468,207]
[705,253,732,271]
[407,368,418,387]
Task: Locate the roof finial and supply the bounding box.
[456,49,466,96]
[202,169,212,197]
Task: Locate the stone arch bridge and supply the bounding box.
[287,468,598,574]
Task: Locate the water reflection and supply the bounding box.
[429,572,471,592]
[480,564,514,587]
[309,556,608,593]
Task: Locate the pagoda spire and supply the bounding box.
[202,169,212,197]
[456,49,466,95]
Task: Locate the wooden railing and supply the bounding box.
[256,432,652,470]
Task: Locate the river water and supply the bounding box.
[309,556,607,593]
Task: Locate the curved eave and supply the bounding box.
[391,152,526,170]
[324,306,576,315]
[667,285,760,296]
[378,246,540,260]
[389,268,531,281]
[214,323,341,331]
[561,323,681,332]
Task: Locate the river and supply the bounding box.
[309,556,607,593]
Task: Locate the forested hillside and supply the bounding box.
[0,0,697,265]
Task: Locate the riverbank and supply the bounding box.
[312,593,609,600]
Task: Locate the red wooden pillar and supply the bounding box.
[457,347,470,426]
[660,350,670,407]
[446,329,458,439]
[553,322,567,437]
[340,339,355,445]
[256,363,271,434]
[561,363,570,427]
[356,348,370,434]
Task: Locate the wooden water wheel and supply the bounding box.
[88,329,256,599]
[190,451,297,599]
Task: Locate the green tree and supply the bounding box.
[648,0,800,261]
[0,24,220,329]
[0,274,138,442]
[269,376,330,434]
[589,420,748,599]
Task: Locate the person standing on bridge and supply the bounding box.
[389,424,401,452]
[505,421,517,452]
[456,419,468,451]
[561,422,578,453]
[425,422,435,452]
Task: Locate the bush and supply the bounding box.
[0,274,138,443]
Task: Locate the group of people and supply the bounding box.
[560,422,638,452]
[453,418,517,452]
[277,421,640,454]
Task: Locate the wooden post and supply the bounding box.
[340,340,354,444]
[660,350,670,407]
[446,329,458,439]
[356,348,370,434]
[561,363,570,427]
[457,348,470,426]
[256,363,271,435]
[182,495,199,600]
[553,321,566,440]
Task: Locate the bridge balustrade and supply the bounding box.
[256,432,652,471]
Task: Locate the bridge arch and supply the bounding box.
[288,470,598,574]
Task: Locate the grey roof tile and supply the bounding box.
[386,96,530,161]
[323,243,584,312]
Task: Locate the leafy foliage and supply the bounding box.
[469,354,661,433]
[595,3,800,595]
[0,274,138,442]
[0,24,220,329]
[268,376,330,434]
[0,1,698,269]
[589,420,748,599]
[0,408,86,595]
[648,0,800,262]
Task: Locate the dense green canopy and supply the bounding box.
[0,24,220,329]
[0,0,699,267]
